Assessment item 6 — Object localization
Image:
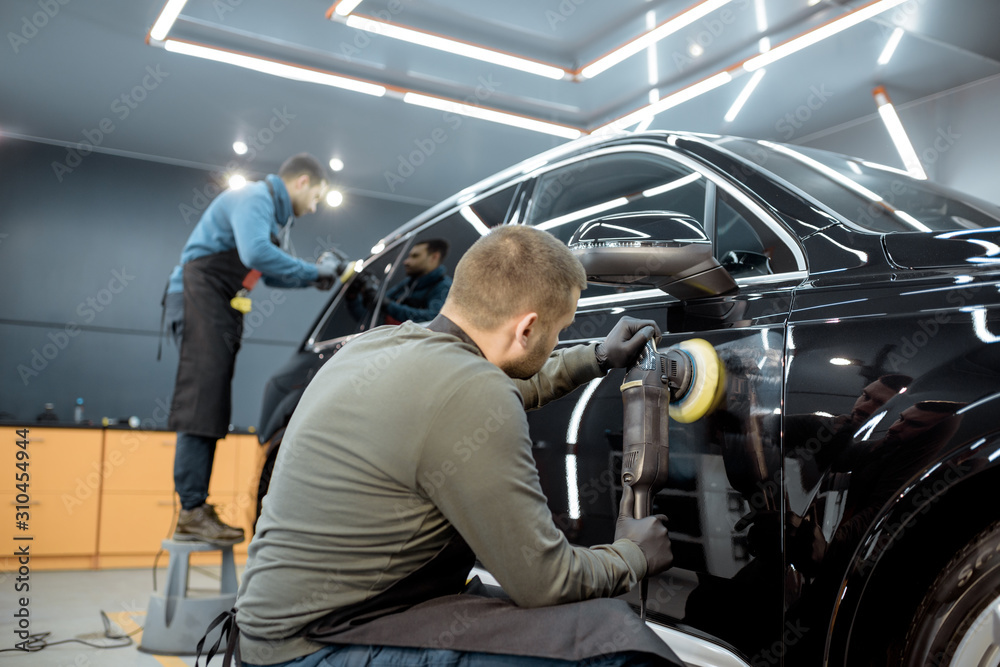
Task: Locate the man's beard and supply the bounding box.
[500,330,553,380]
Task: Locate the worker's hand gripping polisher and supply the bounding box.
[620,337,724,620]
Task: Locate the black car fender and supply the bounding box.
[826,423,1000,663]
[259,386,306,446]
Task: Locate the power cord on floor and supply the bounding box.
[0,611,138,654]
[1,499,182,656]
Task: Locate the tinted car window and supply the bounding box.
[374,185,516,325]
[314,245,405,343]
[719,139,1000,233]
[716,188,800,277]
[525,152,708,244]
[525,152,708,299]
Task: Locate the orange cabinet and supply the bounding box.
[0,427,103,570]
[97,431,251,560]
[0,428,257,570]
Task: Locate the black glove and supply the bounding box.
[614,484,673,577]
[314,252,344,291]
[360,283,377,308]
[595,316,662,372]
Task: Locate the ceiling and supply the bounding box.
[2,0,998,206]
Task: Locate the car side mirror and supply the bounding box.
[568,211,737,300]
[720,250,773,277]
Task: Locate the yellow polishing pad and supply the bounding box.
[668,338,725,423]
[339,264,357,284]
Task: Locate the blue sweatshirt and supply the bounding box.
[167,174,318,294]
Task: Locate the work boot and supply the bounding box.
[173,503,245,546]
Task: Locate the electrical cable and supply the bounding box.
[2,493,181,656]
[0,611,138,654]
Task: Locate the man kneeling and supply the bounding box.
[235,226,678,666]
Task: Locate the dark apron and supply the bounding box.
[299,535,683,665]
[168,248,250,439]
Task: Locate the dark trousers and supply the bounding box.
[165,290,218,510]
[174,432,217,510]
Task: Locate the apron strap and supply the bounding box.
[156,279,169,362]
[195,607,242,667]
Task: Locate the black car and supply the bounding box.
[253,130,1000,667]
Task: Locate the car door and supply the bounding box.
[521,144,807,662]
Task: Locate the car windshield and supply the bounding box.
[715,138,1000,233]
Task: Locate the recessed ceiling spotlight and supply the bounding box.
[329,158,344,172]
[688,43,704,57]
[326,190,344,207]
[229,174,247,189]
[233,141,248,155]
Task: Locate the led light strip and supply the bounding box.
[344,15,566,80]
[877,27,904,65]
[744,0,909,71]
[601,72,734,133]
[580,0,735,79]
[331,0,365,17]
[873,85,928,180]
[403,92,582,139]
[724,69,766,123]
[598,0,912,137]
[149,0,188,41]
[162,40,387,96]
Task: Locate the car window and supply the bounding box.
[525,152,709,299]
[718,139,1000,233]
[715,188,800,277]
[374,185,517,325]
[525,153,708,245]
[313,244,405,343]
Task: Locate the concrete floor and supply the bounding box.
[0,564,244,667]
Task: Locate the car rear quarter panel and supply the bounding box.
[783,271,1000,663]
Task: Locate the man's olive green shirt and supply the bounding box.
[236,321,646,664]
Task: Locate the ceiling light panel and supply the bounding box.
[744,0,910,72]
[163,40,387,97]
[403,92,582,139]
[581,0,735,79]
[343,15,566,80]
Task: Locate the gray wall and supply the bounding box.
[798,72,1000,207]
[0,138,426,428]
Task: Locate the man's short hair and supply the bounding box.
[417,239,449,261]
[447,226,587,330]
[279,153,327,186]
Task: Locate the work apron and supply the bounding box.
[299,535,684,666]
[168,248,250,439]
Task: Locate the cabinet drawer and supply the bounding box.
[98,493,237,554]
[101,431,176,493]
[102,432,239,495]
[1,491,98,557]
[0,427,103,493]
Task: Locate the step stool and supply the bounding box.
[138,539,238,655]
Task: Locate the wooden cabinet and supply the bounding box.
[0,427,260,571]
[97,431,256,566]
[0,427,103,570]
